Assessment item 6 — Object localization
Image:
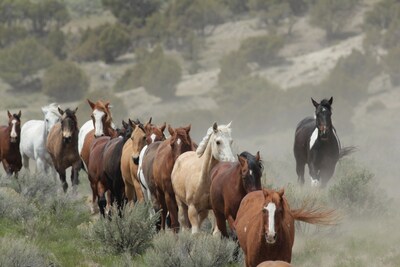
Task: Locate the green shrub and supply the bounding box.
[0,237,53,267]
[143,231,238,267]
[45,29,67,59]
[239,34,284,66]
[87,203,159,256]
[71,25,107,62]
[42,61,89,102]
[218,51,250,85]
[65,0,103,18]
[329,159,388,217]
[383,46,400,86]
[98,23,131,63]
[0,38,54,90]
[0,187,37,221]
[0,25,28,48]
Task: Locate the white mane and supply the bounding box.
[44,103,61,118]
[196,123,232,158]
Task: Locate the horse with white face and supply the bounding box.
[171,122,235,234]
[20,103,61,175]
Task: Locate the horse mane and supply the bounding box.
[196,123,232,158]
[63,108,78,129]
[240,151,264,173]
[45,103,62,118]
[287,197,339,226]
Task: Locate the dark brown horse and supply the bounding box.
[0,110,22,177]
[235,188,337,266]
[47,108,80,192]
[152,124,195,231]
[210,151,263,238]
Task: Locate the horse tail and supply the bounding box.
[339,146,357,159]
[290,200,339,226]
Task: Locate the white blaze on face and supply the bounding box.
[10,119,17,138]
[309,127,318,149]
[93,110,105,137]
[264,202,276,237]
[150,133,156,143]
[177,138,181,145]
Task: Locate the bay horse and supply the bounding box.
[121,118,166,204]
[46,107,80,192]
[20,103,61,176]
[294,97,355,188]
[210,151,263,238]
[152,124,195,231]
[0,110,22,177]
[235,188,337,266]
[172,122,235,234]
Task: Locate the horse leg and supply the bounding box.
[133,178,144,202]
[198,209,209,232]
[157,190,167,230]
[22,154,30,173]
[2,160,11,177]
[296,161,305,186]
[89,176,98,214]
[58,168,68,192]
[164,189,179,232]
[70,164,80,193]
[188,204,200,234]
[213,210,227,237]
[177,199,189,232]
[124,183,136,204]
[97,181,107,217]
[36,158,46,175]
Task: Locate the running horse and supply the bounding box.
[172,122,235,234]
[46,107,80,192]
[0,110,22,177]
[210,151,263,238]
[293,97,355,188]
[235,188,337,266]
[152,124,195,231]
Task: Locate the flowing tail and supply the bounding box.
[290,200,340,225]
[339,146,357,159]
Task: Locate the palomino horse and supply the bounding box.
[102,120,133,211]
[172,122,235,234]
[210,151,263,237]
[152,124,195,231]
[235,188,336,266]
[20,103,61,176]
[121,118,166,204]
[294,97,355,187]
[46,108,80,192]
[0,111,22,177]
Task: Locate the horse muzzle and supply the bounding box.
[265,233,277,244]
[63,136,72,143]
[132,156,139,165]
[10,137,18,143]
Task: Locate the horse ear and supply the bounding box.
[7,110,11,118]
[168,125,175,136]
[73,107,78,114]
[278,188,285,198]
[255,151,260,161]
[185,124,191,133]
[147,117,152,124]
[122,120,128,129]
[87,99,95,110]
[58,107,64,116]
[17,110,21,118]
[328,96,333,105]
[311,98,319,108]
[41,107,48,115]
[128,119,136,129]
[226,121,232,128]
[213,122,218,133]
[160,122,166,133]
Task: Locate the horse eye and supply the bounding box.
[216,140,221,145]
[143,136,146,140]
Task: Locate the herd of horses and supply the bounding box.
[0,97,351,266]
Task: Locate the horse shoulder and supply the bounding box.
[78,120,94,154]
[121,139,133,181]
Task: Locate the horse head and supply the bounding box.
[197,122,235,162]
[59,107,78,144]
[7,110,21,143]
[129,119,147,165]
[87,99,113,138]
[312,97,333,140]
[144,117,166,144]
[42,103,62,135]
[168,124,194,161]
[238,151,263,193]
[262,188,285,245]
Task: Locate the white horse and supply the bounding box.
[20,103,61,176]
[171,122,236,234]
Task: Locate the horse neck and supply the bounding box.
[200,139,218,186]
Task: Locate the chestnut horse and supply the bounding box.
[235,188,336,266]
[46,108,80,192]
[121,118,166,204]
[0,111,22,177]
[210,151,263,238]
[172,122,235,234]
[152,124,195,231]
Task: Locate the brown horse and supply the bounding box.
[152,124,195,231]
[171,122,235,234]
[0,111,22,177]
[121,118,166,204]
[257,261,291,267]
[210,151,263,238]
[235,188,337,266]
[47,108,80,192]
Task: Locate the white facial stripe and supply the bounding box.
[177,138,181,145]
[332,128,341,151]
[309,127,318,149]
[93,110,105,136]
[10,119,17,138]
[151,133,156,143]
[266,203,276,236]
[249,170,253,176]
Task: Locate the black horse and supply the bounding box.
[293,97,354,188]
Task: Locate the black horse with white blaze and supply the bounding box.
[293,97,354,188]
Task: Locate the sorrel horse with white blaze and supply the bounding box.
[294,97,355,188]
[0,110,22,177]
[46,108,80,192]
[20,103,61,176]
[210,151,263,238]
[172,122,235,234]
[121,118,166,204]
[152,124,195,231]
[235,188,337,266]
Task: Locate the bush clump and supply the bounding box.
[143,231,238,267]
[0,187,36,221]
[42,61,89,102]
[115,46,182,99]
[98,23,131,63]
[87,203,159,256]
[218,51,251,85]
